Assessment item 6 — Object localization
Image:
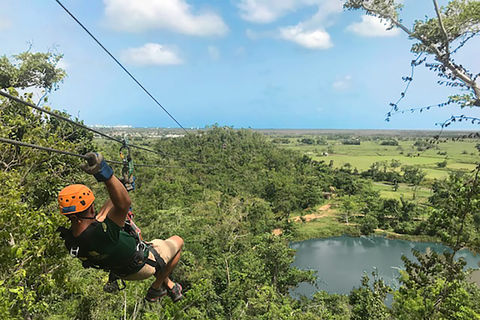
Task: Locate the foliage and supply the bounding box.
[392,250,480,319]
[349,269,392,320]
[426,170,480,252]
[0,56,95,318]
[0,51,66,91]
[401,165,426,186]
[379,140,398,146]
[437,160,448,168]
[339,196,360,225]
[342,139,361,145]
[360,215,379,235]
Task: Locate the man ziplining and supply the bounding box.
[57,152,184,302]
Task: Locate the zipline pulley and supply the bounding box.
[120,138,134,182]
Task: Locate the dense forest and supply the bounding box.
[1,53,480,319]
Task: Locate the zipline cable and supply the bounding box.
[0,90,198,164]
[0,90,122,144]
[54,0,190,135]
[0,137,185,169]
[0,137,89,160]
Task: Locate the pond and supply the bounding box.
[290,236,480,297]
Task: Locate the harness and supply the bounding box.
[57,219,165,292]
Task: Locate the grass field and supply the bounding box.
[372,183,432,202]
[282,139,478,180]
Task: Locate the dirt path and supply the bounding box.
[291,204,332,222]
[373,228,404,237]
[273,204,334,235]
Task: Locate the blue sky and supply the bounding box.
[0,0,478,130]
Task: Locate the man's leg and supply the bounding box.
[150,235,183,290]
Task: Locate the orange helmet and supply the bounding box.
[58,184,95,215]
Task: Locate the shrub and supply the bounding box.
[437,160,448,168]
[360,215,379,235]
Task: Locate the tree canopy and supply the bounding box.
[0,51,66,92]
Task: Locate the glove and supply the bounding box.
[119,176,135,192]
[80,152,114,182]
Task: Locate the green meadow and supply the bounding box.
[371,182,432,202]
[282,139,478,180]
[269,132,479,203]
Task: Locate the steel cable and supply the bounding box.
[0,90,199,164]
[54,0,190,135]
[0,90,122,144]
[0,137,182,168]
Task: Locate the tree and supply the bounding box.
[344,0,480,126]
[401,165,426,200]
[340,195,360,225]
[360,215,379,235]
[390,159,401,168]
[426,171,480,252]
[0,51,66,92]
[437,159,448,167]
[349,270,391,320]
[392,249,480,319]
[0,51,95,318]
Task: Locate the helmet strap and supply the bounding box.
[77,216,96,220]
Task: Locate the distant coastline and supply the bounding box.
[92,126,477,138]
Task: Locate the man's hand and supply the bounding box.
[81,152,114,182]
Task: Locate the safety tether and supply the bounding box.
[120,137,134,181]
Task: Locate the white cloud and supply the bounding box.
[241,1,341,49]
[120,43,183,66]
[333,75,352,91]
[208,46,220,60]
[279,26,332,50]
[104,0,229,36]
[237,0,312,24]
[300,0,343,29]
[236,0,341,24]
[346,15,400,37]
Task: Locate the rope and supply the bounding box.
[54,0,190,135]
[0,137,180,169]
[0,90,191,162]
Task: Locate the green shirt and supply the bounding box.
[82,217,138,267]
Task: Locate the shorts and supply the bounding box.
[122,239,180,281]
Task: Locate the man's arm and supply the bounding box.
[103,175,131,227]
[80,152,131,227]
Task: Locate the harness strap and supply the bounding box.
[146,245,166,274]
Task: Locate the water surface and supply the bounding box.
[291,236,480,297]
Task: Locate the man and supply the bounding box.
[57,152,183,302]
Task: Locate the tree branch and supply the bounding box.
[432,0,450,58]
[363,3,480,105]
